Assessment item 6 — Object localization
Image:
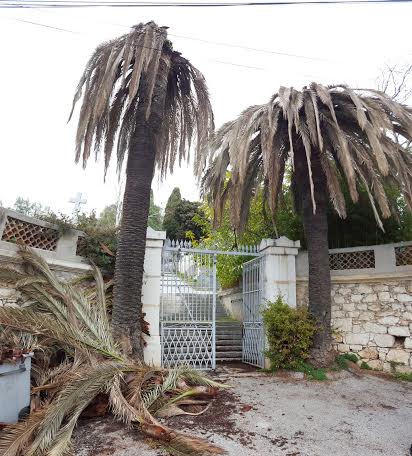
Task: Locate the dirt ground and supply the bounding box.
[74,365,412,456]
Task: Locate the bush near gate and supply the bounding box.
[263,297,316,370]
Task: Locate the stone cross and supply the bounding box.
[69,192,87,214]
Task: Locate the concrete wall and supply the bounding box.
[218,286,243,321]
[297,242,412,373]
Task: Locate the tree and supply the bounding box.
[198,190,302,289]
[327,182,412,248]
[71,22,214,359]
[13,197,50,218]
[98,204,118,228]
[162,187,182,236]
[202,83,412,366]
[148,190,163,230]
[377,63,412,104]
[167,199,207,240]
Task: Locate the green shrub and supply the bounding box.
[360,361,371,370]
[262,296,316,370]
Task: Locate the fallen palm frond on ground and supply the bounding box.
[0,246,227,456]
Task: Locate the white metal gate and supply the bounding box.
[160,240,262,370]
[161,241,216,370]
[242,256,265,368]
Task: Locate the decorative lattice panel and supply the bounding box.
[76,236,88,257]
[161,325,213,370]
[395,246,412,266]
[242,322,265,368]
[1,217,59,251]
[329,250,375,270]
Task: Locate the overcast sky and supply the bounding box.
[0,0,411,216]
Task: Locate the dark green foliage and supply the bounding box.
[163,195,207,241]
[162,187,182,237]
[262,297,316,370]
[360,361,371,370]
[327,182,412,249]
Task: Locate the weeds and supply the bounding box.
[335,353,359,370]
[294,361,327,381]
[393,372,412,382]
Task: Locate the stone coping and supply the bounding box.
[297,271,412,283]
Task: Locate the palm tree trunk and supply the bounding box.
[294,148,334,367]
[111,53,171,360]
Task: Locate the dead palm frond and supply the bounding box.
[70,21,214,179]
[201,83,412,232]
[0,247,227,456]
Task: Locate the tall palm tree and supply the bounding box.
[201,83,412,365]
[71,22,214,359]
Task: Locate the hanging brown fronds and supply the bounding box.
[201,83,412,231]
[70,21,214,179]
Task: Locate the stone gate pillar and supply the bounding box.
[142,227,166,366]
[259,236,300,307]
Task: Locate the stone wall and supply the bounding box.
[297,278,412,373]
[0,270,82,308]
[0,283,19,308]
[296,242,412,373]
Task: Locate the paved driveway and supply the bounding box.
[74,367,412,456]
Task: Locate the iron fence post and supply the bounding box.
[212,253,217,369]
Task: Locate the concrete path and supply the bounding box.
[74,367,412,456]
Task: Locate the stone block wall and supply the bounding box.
[0,282,19,308]
[297,279,412,373]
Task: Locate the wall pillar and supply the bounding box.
[259,236,300,307]
[142,227,166,367]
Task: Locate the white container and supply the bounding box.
[0,353,33,424]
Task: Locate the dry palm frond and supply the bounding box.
[70,21,213,180]
[0,247,227,456]
[201,83,412,231]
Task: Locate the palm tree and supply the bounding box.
[70,22,214,359]
[201,83,412,365]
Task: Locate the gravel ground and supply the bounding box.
[74,367,412,456]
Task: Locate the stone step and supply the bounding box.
[216,338,242,346]
[216,345,242,352]
[216,329,242,336]
[216,320,242,324]
[215,351,242,360]
[216,332,242,339]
